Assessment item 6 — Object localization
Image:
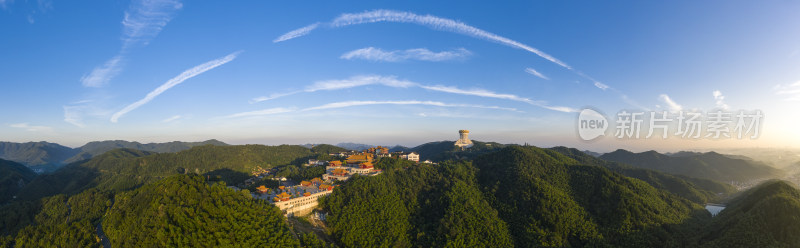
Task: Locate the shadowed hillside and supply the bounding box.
[0,159,37,204]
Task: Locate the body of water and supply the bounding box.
[705,204,726,217]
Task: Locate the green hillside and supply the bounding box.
[103,175,298,247]
[2,141,799,247]
[697,180,800,247]
[1,175,299,248]
[410,140,507,161]
[309,144,348,154]
[550,147,736,203]
[64,139,228,164]
[322,146,709,247]
[18,144,315,200]
[0,159,37,204]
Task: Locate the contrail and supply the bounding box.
[275,9,571,70]
[251,75,577,113]
[111,51,241,123]
[525,68,549,80]
[273,10,647,111]
[301,100,521,112]
[274,22,320,43]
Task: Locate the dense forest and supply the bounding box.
[102,175,298,247]
[696,180,800,247]
[0,159,36,204]
[1,142,798,247]
[410,140,507,161]
[1,175,299,247]
[17,144,318,200]
[550,147,736,203]
[322,146,712,247]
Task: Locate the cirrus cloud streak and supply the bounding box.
[224,100,520,119]
[252,75,576,113]
[341,47,471,62]
[111,51,241,123]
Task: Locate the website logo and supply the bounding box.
[578,108,608,141]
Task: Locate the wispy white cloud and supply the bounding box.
[111,51,241,123]
[306,75,416,92]
[223,107,295,118]
[9,123,53,132]
[275,9,571,69]
[121,0,183,49]
[340,47,471,62]
[774,81,800,102]
[301,100,521,112]
[62,98,115,128]
[249,91,302,103]
[658,94,682,112]
[712,90,729,109]
[594,82,609,90]
[161,115,182,123]
[81,55,124,87]
[63,105,86,127]
[524,68,548,80]
[252,75,576,113]
[251,75,415,103]
[275,9,652,110]
[224,100,519,119]
[274,22,320,43]
[81,0,182,87]
[419,85,547,106]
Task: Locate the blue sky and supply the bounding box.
[1,1,799,151]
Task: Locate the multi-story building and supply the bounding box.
[256,178,335,216]
[322,161,381,181]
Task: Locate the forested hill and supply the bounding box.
[63,139,228,164]
[697,180,800,247]
[16,144,318,200]
[550,147,736,203]
[0,140,228,172]
[102,175,298,247]
[309,144,348,154]
[410,140,507,161]
[0,159,36,204]
[322,146,709,247]
[0,142,77,171]
[600,149,783,182]
[0,175,301,247]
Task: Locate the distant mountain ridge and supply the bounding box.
[600,149,783,182]
[63,139,228,164]
[335,142,374,151]
[0,142,78,171]
[0,139,228,172]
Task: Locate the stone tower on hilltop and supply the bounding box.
[454,130,474,148]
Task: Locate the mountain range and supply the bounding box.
[1,140,798,247]
[600,149,784,182]
[0,140,227,172]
